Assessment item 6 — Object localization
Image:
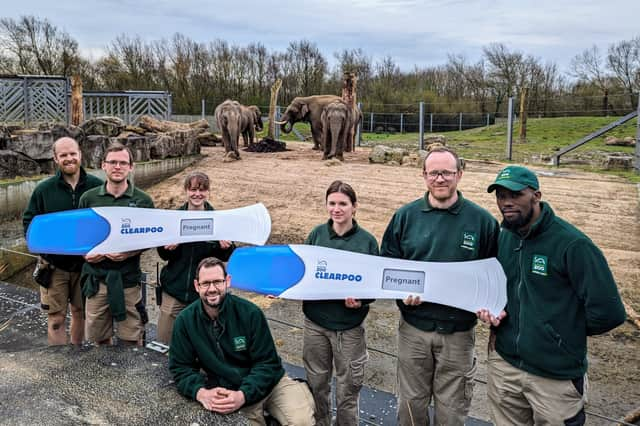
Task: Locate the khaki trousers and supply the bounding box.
[487,350,587,425]
[396,318,476,426]
[303,318,368,426]
[40,268,82,314]
[85,283,143,343]
[240,375,316,426]
[156,292,187,345]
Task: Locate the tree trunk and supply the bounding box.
[268,79,282,140]
[341,72,358,152]
[71,75,83,126]
[518,87,528,143]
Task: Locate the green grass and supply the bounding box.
[254,116,639,181]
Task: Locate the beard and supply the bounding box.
[502,207,534,231]
[202,290,225,308]
[59,161,79,176]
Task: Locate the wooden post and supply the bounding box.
[341,72,357,152]
[507,97,514,160]
[268,79,282,140]
[70,75,84,126]
[518,87,528,143]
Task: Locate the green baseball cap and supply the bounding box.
[487,165,539,193]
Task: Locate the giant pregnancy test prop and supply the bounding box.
[27,203,271,255]
[228,245,507,316]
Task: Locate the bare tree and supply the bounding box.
[0,15,79,75]
[571,45,612,114]
[607,37,640,107]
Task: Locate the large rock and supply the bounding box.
[81,116,125,137]
[82,135,110,169]
[604,136,636,147]
[0,149,41,178]
[168,128,201,156]
[197,131,221,147]
[148,133,178,159]
[113,134,152,162]
[602,154,634,170]
[424,134,447,146]
[5,130,55,160]
[369,145,409,164]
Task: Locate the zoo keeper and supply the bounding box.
[303,180,379,426]
[23,136,103,345]
[479,165,626,425]
[155,171,234,345]
[381,145,499,426]
[78,142,154,346]
[169,257,315,425]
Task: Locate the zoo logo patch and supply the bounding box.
[233,336,247,351]
[531,255,548,276]
[460,231,477,251]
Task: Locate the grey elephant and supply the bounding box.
[321,100,352,161]
[276,95,341,150]
[214,99,242,159]
[240,105,263,147]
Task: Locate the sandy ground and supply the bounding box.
[135,142,640,424]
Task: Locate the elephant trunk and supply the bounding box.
[279,120,293,134]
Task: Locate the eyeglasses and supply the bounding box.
[423,170,458,180]
[197,279,226,289]
[104,160,130,167]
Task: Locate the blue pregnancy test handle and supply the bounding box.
[26,209,111,255]
[227,245,306,296]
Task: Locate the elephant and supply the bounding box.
[276,95,341,150]
[239,105,263,147]
[321,100,352,161]
[214,99,242,158]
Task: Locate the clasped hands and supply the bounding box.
[196,387,245,414]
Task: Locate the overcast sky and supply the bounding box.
[3,0,639,74]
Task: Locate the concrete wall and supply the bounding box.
[0,155,201,220]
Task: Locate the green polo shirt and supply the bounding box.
[303,219,379,330]
[381,191,499,333]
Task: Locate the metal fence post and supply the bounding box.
[635,96,640,173]
[419,101,425,150]
[506,97,514,160]
[400,113,404,133]
[486,113,490,127]
[459,112,463,131]
[275,105,281,141]
[356,102,362,147]
[167,93,173,119]
[369,112,374,132]
[429,113,433,133]
[23,78,29,127]
[201,99,205,120]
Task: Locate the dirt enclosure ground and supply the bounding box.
[141,142,640,424]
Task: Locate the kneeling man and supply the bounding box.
[169,257,315,425]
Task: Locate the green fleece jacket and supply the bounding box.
[381,192,499,333]
[495,202,626,380]
[303,219,379,330]
[157,202,235,304]
[78,180,154,318]
[169,294,285,406]
[22,168,103,272]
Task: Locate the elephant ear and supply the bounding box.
[301,103,309,118]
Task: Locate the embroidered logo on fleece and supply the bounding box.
[460,231,477,251]
[531,254,548,276]
[233,336,247,351]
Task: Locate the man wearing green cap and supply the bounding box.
[381,146,499,426]
[479,165,626,425]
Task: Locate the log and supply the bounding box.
[138,115,209,133]
[621,405,640,424]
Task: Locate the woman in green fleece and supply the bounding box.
[303,180,379,426]
[156,172,235,344]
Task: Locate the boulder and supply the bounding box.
[196,131,221,147]
[5,131,55,160]
[369,145,391,164]
[168,128,201,156]
[81,116,125,137]
[0,150,41,178]
[112,135,152,162]
[602,154,634,170]
[83,135,110,169]
[149,134,178,159]
[424,135,447,146]
[605,136,636,147]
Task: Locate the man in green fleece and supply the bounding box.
[78,143,154,346]
[381,146,499,426]
[169,257,315,425]
[23,137,103,345]
[480,165,626,425]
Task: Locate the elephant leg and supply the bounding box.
[311,122,323,150]
[328,120,341,159]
